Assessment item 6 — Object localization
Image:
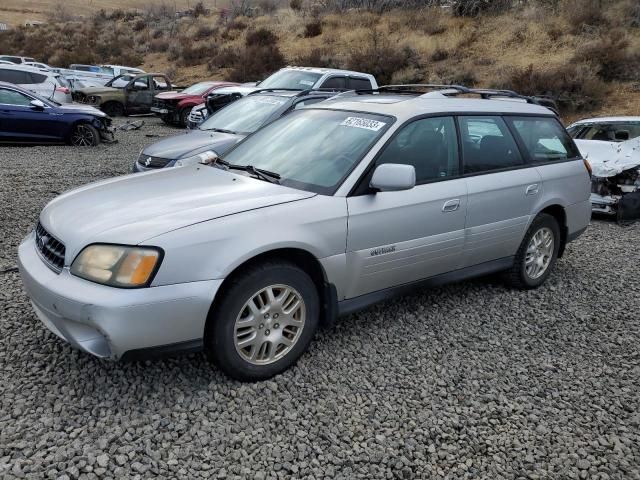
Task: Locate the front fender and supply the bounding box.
[146,196,349,287]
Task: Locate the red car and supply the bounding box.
[151,81,239,127]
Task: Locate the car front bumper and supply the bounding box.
[18,232,221,360]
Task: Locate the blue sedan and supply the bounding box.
[0,81,113,146]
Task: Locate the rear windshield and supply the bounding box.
[571,123,640,142]
[182,82,215,95]
[199,95,287,134]
[223,109,392,194]
[259,70,322,89]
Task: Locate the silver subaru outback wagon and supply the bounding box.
[18,86,592,381]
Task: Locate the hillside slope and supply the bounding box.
[1,1,639,121]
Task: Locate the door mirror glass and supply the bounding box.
[370,163,416,192]
[30,99,46,109]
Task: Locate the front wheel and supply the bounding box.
[205,261,319,381]
[504,213,561,289]
[179,107,192,128]
[69,123,100,146]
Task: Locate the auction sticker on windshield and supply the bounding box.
[255,97,286,105]
[340,117,386,131]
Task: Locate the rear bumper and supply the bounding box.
[565,200,592,243]
[18,232,221,360]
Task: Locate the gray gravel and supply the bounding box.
[1,117,639,479]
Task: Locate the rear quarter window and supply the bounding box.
[507,116,581,163]
[349,77,373,90]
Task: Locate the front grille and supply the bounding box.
[137,152,172,169]
[153,99,176,113]
[35,222,65,273]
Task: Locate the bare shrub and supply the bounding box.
[453,0,513,17]
[430,47,449,62]
[246,28,278,46]
[346,29,419,85]
[132,19,147,32]
[258,0,279,15]
[304,19,323,37]
[194,24,217,40]
[193,1,207,18]
[294,48,341,68]
[178,43,219,67]
[573,30,640,81]
[290,0,303,11]
[562,0,608,34]
[228,44,286,82]
[149,37,170,53]
[491,63,607,112]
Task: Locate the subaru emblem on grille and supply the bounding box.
[37,234,49,250]
[145,157,152,167]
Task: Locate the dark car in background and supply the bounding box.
[152,81,239,127]
[0,81,113,146]
[134,89,343,172]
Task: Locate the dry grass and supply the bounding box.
[1,1,639,117]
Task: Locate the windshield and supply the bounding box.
[182,82,215,95]
[223,109,392,194]
[100,66,115,76]
[105,74,134,88]
[199,95,287,134]
[259,70,322,89]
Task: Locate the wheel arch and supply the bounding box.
[538,204,568,257]
[67,117,102,144]
[205,247,337,335]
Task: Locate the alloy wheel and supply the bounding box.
[234,284,306,365]
[70,125,96,146]
[525,227,554,279]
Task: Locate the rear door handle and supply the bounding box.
[526,184,540,195]
[442,199,461,212]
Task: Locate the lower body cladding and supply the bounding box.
[18,234,221,360]
[591,169,640,222]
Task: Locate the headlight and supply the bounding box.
[71,244,162,288]
[175,150,218,167]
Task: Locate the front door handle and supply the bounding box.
[442,199,461,212]
[526,184,540,195]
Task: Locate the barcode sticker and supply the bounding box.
[340,117,386,131]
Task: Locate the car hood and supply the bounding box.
[143,130,244,160]
[56,103,106,116]
[575,138,640,177]
[40,166,316,261]
[155,91,198,101]
[76,86,119,96]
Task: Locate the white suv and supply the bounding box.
[0,65,71,103]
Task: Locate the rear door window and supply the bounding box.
[28,72,47,83]
[0,69,31,84]
[459,116,524,174]
[321,76,346,89]
[507,116,581,162]
[348,77,373,90]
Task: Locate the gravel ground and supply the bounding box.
[1,118,639,479]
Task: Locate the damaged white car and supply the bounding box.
[569,116,640,221]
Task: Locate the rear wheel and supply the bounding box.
[205,261,319,381]
[504,213,560,289]
[102,101,124,117]
[69,123,100,147]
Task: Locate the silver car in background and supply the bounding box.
[18,86,591,381]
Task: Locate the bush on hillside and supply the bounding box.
[562,0,608,34]
[573,30,640,81]
[346,30,419,85]
[491,63,607,112]
[304,19,323,38]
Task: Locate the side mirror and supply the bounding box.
[370,163,416,192]
[30,99,46,110]
[255,80,262,86]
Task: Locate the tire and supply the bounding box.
[503,213,561,289]
[179,107,192,128]
[101,101,125,117]
[160,114,171,125]
[205,261,319,382]
[69,123,100,147]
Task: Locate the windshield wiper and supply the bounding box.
[206,127,236,135]
[214,159,280,184]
